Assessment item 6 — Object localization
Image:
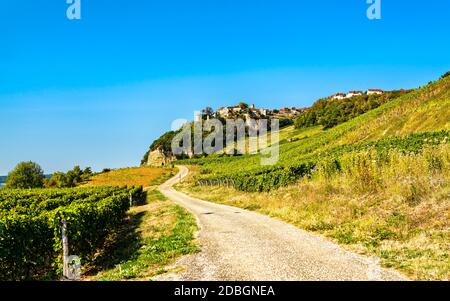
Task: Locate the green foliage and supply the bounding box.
[45,166,93,188]
[441,71,450,79]
[95,204,198,280]
[192,130,450,192]
[141,130,182,165]
[279,118,294,128]
[294,90,411,130]
[239,102,249,109]
[5,161,45,189]
[179,75,450,192]
[0,186,146,280]
[196,162,316,192]
[201,106,214,119]
[150,130,180,153]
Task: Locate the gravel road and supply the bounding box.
[158,166,406,281]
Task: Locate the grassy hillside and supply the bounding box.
[175,74,450,280]
[180,75,450,191]
[85,166,175,187]
[294,89,412,129]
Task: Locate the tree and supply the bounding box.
[45,165,93,188]
[293,90,411,130]
[279,118,294,128]
[5,161,45,189]
[239,102,249,109]
[201,107,214,119]
[65,166,83,187]
[45,172,68,188]
[82,167,93,181]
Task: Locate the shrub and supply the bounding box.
[5,161,45,189]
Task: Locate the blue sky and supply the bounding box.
[1,0,449,174]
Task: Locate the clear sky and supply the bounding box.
[1,0,449,175]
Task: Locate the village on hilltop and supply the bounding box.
[150,87,388,166]
[331,89,384,100]
[214,103,308,120]
[203,87,385,121]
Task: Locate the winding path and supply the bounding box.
[158,166,406,281]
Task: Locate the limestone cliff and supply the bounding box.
[146,147,175,167]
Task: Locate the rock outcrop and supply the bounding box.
[146,147,175,167]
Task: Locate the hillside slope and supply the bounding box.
[175,74,450,280]
[182,75,450,190]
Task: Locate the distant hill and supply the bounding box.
[178,72,450,191]
[0,175,52,187]
[0,176,6,187]
[175,72,450,281]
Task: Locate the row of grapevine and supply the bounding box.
[0,187,127,215]
[192,131,450,192]
[198,162,315,192]
[0,186,146,280]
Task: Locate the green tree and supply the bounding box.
[65,165,83,187]
[441,71,450,79]
[45,166,92,188]
[45,172,68,188]
[239,102,249,109]
[294,90,411,130]
[201,107,214,119]
[5,161,45,189]
[82,167,93,181]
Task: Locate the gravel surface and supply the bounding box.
[157,166,407,281]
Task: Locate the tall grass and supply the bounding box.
[314,143,450,204]
[177,144,450,279]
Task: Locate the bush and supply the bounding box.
[5,161,45,189]
[294,90,411,130]
[279,118,294,128]
[45,166,93,188]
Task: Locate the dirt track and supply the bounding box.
[158,166,406,281]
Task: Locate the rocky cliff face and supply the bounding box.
[146,147,175,167]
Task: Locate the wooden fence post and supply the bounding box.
[61,219,69,279]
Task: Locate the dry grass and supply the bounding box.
[131,196,176,240]
[85,166,175,187]
[176,155,450,280]
[86,185,198,281]
[83,167,197,281]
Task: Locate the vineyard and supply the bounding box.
[0,186,146,280]
[179,76,450,192]
[172,74,450,280]
[194,130,450,192]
